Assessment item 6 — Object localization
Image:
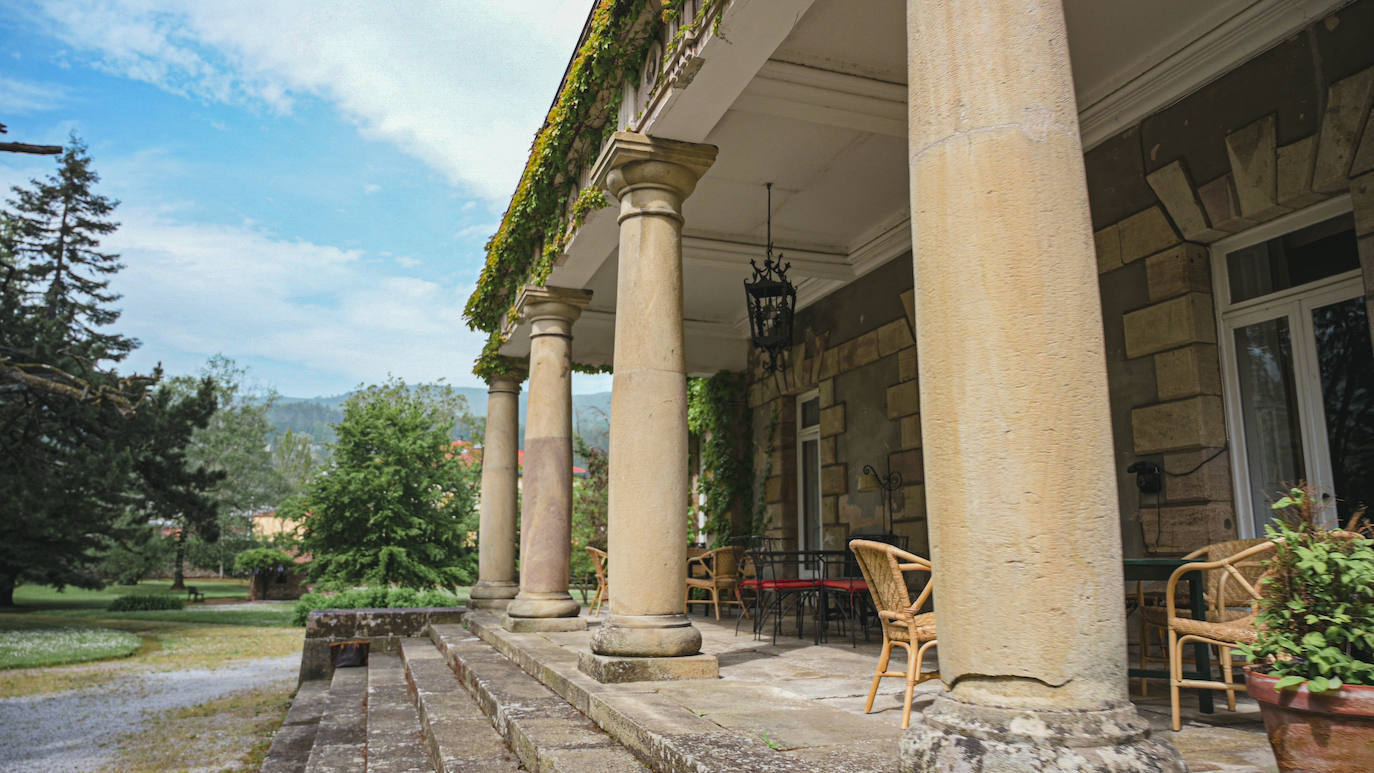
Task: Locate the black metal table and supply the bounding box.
[1123,558,1213,713]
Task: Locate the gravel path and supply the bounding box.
[0,653,298,772]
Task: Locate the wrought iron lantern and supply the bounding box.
[743,183,796,373]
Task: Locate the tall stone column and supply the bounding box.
[901,1,1182,769]
[468,374,522,610]
[503,286,591,632]
[581,132,719,682]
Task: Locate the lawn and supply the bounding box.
[11,578,251,609]
[0,618,142,669]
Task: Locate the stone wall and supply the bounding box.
[748,254,928,555]
[1086,1,1374,553]
[744,3,1374,559]
[297,607,465,684]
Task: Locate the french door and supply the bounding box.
[1216,199,1374,536]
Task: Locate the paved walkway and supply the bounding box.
[572,612,1275,772]
[0,653,298,772]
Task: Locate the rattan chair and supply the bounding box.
[685,546,745,620]
[586,546,608,617]
[1136,538,1269,694]
[849,539,938,729]
[1164,539,1276,731]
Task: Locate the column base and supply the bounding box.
[589,613,702,657]
[578,650,718,683]
[468,580,519,610]
[900,694,1184,772]
[502,614,588,633]
[505,591,580,620]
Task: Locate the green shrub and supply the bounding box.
[108,594,186,611]
[291,586,464,626]
[234,547,295,573]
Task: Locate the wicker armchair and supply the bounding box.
[586,546,608,618]
[685,546,744,620]
[1136,537,1270,693]
[1164,539,1276,731]
[849,539,938,729]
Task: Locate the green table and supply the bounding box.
[1124,558,1214,714]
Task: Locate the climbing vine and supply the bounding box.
[687,371,755,546]
[465,0,730,378]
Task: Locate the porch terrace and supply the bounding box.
[461,609,1273,773]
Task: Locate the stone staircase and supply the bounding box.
[259,609,646,773]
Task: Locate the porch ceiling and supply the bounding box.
[500,0,1345,373]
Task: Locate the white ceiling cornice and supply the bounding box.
[1077,0,1351,150]
[682,232,854,281]
[733,59,906,138]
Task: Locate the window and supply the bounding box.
[1214,198,1373,535]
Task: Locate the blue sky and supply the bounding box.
[1,0,613,396]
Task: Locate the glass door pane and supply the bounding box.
[1312,297,1374,527]
[1234,317,1305,533]
[801,438,820,552]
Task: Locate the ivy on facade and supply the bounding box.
[465,0,729,378]
[687,371,755,546]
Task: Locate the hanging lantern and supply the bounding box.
[743,183,796,373]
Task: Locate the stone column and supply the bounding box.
[901,1,1182,770]
[468,374,522,610]
[503,285,591,632]
[581,132,719,682]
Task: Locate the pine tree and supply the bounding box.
[0,136,150,605]
[128,378,224,590]
[6,134,134,364]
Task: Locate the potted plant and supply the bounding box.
[1240,487,1374,772]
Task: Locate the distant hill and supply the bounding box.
[266,389,611,453]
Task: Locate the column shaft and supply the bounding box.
[589,133,716,658]
[902,0,1181,768]
[469,376,521,609]
[505,288,589,623]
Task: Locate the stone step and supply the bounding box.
[399,638,522,773]
[260,679,330,773]
[444,615,834,773]
[419,629,649,773]
[304,665,368,773]
[366,652,432,773]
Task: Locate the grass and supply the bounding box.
[101,680,296,773]
[0,618,141,669]
[11,578,251,610]
[0,604,303,699]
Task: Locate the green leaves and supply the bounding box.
[296,378,480,589]
[1249,487,1374,693]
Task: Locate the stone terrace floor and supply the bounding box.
[504,609,1276,772]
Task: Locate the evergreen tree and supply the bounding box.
[128,378,224,590]
[289,379,479,588]
[5,135,134,364]
[0,137,152,606]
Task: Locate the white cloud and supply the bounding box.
[35,0,593,201]
[108,208,488,392]
[0,75,67,114]
[454,222,498,241]
[363,183,381,195]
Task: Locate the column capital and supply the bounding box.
[591,131,718,201]
[485,372,524,394]
[514,285,592,337]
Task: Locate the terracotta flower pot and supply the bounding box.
[1245,667,1374,772]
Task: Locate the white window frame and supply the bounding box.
[1210,194,1359,536]
[796,389,822,560]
